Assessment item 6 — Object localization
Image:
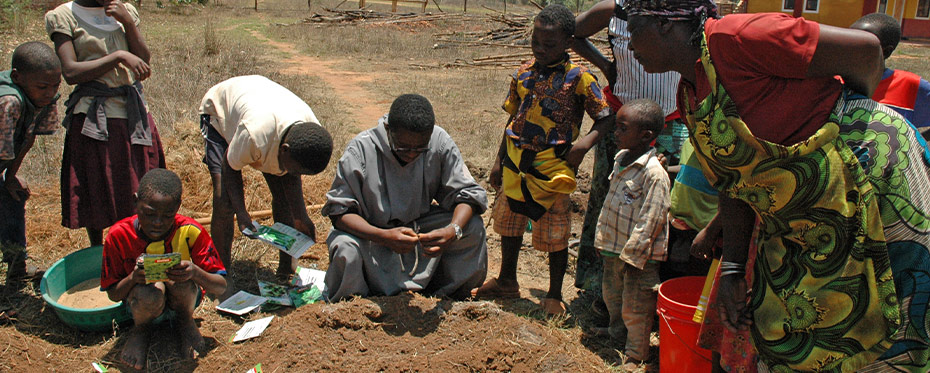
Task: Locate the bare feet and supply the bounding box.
[120,325,151,370]
[178,318,205,360]
[470,277,520,299]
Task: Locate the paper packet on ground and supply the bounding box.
[291,266,326,288]
[258,281,292,306]
[254,223,315,258]
[231,316,274,343]
[142,253,181,283]
[288,266,327,307]
[216,291,267,315]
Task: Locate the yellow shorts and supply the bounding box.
[492,194,572,252]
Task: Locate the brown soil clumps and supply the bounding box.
[197,293,607,372]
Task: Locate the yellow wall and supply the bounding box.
[746,0,786,13]
[905,0,927,19]
[745,0,900,26]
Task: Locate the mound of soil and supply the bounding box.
[197,293,606,372]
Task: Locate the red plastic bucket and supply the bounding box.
[657,276,713,372]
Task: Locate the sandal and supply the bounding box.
[470,278,520,299]
[540,297,567,316]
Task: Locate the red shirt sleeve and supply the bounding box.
[704,13,842,146]
[100,218,141,290]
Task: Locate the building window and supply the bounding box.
[805,0,819,12]
[878,0,888,13]
[919,0,930,19]
[782,0,794,11]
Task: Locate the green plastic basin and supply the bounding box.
[39,246,131,332]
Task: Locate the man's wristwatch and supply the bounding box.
[449,223,463,241]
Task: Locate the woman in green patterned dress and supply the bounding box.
[622,0,930,371]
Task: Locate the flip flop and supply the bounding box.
[470,278,520,299]
[540,297,567,316]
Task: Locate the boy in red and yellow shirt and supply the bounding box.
[101,168,226,370]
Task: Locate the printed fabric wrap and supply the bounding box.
[681,34,900,371]
[834,93,930,372]
[501,139,576,221]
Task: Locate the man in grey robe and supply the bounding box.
[322,94,488,301]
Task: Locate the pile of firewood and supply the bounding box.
[297,8,611,69]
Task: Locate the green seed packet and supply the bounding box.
[142,253,181,283]
[288,285,323,308]
[257,281,292,306]
[254,223,315,258]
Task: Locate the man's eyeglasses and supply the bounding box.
[388,129,430,154]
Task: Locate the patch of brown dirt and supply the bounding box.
[196,293,607,372]
[248,29,386,129]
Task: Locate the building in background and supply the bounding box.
[746,0,930,38]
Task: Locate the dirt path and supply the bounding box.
[248,28,386,129]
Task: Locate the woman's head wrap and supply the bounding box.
[622,0,719,21]
[622,0,719,45]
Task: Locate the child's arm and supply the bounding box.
[106,265,146,302]
[166,261,227,296]
[105,1,151,64]
[566,113,614,170]
[488,131,509,191]
[221,159,254,234]
[274,173,316,242]
[51,34,150,85]
[3,134,35,202]
[0,98,35,201]
[571,0,616,87]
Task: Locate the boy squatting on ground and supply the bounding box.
[0,42,61,292]
[100,168,227,370]
[199,75,333,299]
[473,4,614,316]
[591,99,669,367]
[323,94,488,301]
[851,13,930,132]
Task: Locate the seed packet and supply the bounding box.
[232,316,274,343]
[142,253,182,283]
[291,266,326,289]
[257,281,292,306]
[251,223,315,258]
[288,285,324,308]
[216,291,267,315]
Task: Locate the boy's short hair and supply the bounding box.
[285,122,333,174]
[11,42,61,74]
[536,4,575,37]
[624,99,665,135]
[852,13,901,59]
[138,168,182,206]
[388,94,435,133]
